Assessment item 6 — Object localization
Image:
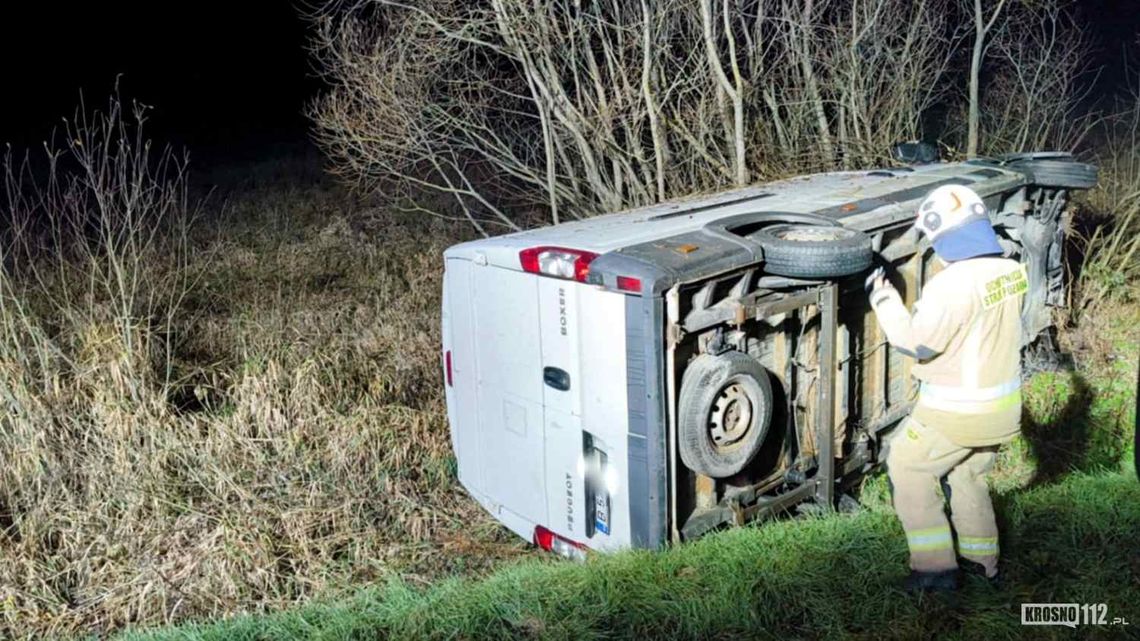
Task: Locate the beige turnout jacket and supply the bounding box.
[871,257,1028,446]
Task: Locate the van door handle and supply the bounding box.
[543,367,571,391]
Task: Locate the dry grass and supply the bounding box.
[0,113,530,639]
[1063,91,1140,354]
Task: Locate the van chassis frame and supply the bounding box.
[661,204,971,538]
[664,177,1067,540]
[666,246,922,542]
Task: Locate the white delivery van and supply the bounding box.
[441,152,1096,557]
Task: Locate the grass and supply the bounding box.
[119,329,1137,641]
[0,101,1137,640]
[122,469,1139,641]
[0,113,532,639]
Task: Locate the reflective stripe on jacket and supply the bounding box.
[918,378,1021,414]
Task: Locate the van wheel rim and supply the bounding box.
[774,226,846,242]
[710,382,752,448]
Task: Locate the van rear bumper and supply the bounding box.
[619,289,669,550]
[461,481,543,544]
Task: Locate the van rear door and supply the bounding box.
[536,275,631,548]
[443,257,547,530]
[443,243,634,549]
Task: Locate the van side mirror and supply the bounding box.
[892,141,940,165]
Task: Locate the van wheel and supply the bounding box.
[678,351,773,479]
[750,224,872,279]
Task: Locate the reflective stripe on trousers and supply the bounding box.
[958,535,999,557]
[907,525,954,552]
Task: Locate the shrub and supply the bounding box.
[307,0,960,230]
[307,0,1099,232]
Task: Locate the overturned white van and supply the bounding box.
[441,153,1096,557]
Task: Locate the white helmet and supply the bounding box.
[915,185,1003,261]
[915,185,988,238]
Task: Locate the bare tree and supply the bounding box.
[980,0,1099,154]
[823,0,958,166]
[308,2,532,233]
[793,0,835,164]
[699,0,748,185]
[964,0,1010,158]
[308,0,1044,232]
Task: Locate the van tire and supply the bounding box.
[751,224,872,279]
[678,351,773,479]
[1005,156,1098,189]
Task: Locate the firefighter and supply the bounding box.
[866,184,1027,593]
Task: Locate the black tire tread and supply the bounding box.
[1007,158,1098,190]
[751,224,873,279]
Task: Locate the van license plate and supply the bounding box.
[594,492,610,535]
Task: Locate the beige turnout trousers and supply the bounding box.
[887,416,1003,577]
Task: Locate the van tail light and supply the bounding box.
[444,350,453,387]
[615,275,642,293]
[533,525,588,561]
[519,246,599,283]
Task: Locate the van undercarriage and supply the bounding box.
[665,184,1077,543]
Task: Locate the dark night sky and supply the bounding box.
[0,1,1138,164]
[0,1,316,160]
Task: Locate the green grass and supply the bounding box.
[121,470,1139,641]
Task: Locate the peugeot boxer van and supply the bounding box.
[440,153,1096,557]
